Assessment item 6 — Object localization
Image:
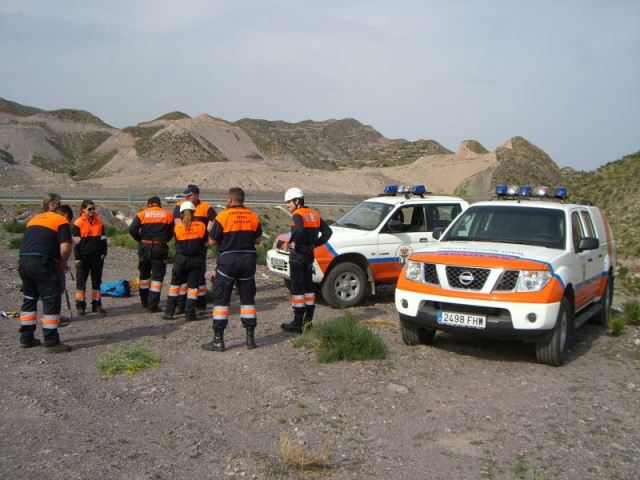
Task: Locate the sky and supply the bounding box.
[1,0,639,171]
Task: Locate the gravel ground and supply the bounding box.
[0,242,639,480]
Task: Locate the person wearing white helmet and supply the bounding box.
[281,187,332,333]
[162,201,208,321]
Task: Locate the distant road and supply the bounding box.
[0,194,358,208]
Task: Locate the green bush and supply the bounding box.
[8,238,21,249]
[111,233,138,249]
[622,300,640,326]
[292,312,387,363]
[256,234,274,266]
[3,220,26,233]
[608,316,626,336]
[97,340,160,376]
[104,225,119,237]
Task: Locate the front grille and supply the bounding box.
[495,270,520,291]
[423,263,439,285]
[445,266,490,290]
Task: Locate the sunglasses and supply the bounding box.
[86,207,95,211]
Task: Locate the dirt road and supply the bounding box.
[1,244,638,479]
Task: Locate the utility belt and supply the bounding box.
[20,253,58,267]
[141,239,167,245]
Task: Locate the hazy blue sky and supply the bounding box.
[1,0,638,170]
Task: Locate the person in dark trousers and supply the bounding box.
[72,200,107,315]
[173,184,216,312]
[281,187,332,334]
[18,193,73,352]
[202,187,263,352]
[129,196,174,312]
[163,201,208,321]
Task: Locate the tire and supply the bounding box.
[400,318,436,346]
[592,274,613,326]
[321,262,367,308]
[536,297,572,366]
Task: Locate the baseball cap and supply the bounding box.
[183,184,200,195]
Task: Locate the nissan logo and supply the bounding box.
[458,271,475,285]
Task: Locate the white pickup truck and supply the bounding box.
[394,186,616,366]
[267,185,469,308]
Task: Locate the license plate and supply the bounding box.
[437,310,486,329]
[271,257,287,268]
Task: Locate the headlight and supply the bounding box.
[405,260,422,282]
[516,270,552,292]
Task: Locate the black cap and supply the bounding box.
[183,184,200,195]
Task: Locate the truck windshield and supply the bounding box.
[335,201,393,231]
[442,205,566,249]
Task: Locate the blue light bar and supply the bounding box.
[384,185,398,195]
[534,186,550,197]
[495,185,508,196]
[554,187,568,199]
[411,184,427,195]
[520,186,532,197]
[506,185,520,196]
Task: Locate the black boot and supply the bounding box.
[76,302,86,316]
[281,310,305,333]
[303,306,315,331]
[245,326,257,349]
[92,303,106,315]
[202,328,225,352]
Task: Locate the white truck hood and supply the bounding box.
[327,225,374,244]
[414,241,564,264]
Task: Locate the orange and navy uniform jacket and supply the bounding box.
[129,205,174,243]
[174,220,208,257]
[209,206,262,254]
[290,207,332,256]
[72,212,107,258]
[19,211,71,260]
[174,200,216,226]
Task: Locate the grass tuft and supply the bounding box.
[8,238,22,249]
[111,233,138,249]
[292,312,387,363]
[277,434,331,470]
[608,316,626,336]
[3,220,26,233]
[622,300,640,326]
[97,340,160,376]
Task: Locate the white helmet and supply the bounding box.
[179,201,196,213]
[284,187,304,202]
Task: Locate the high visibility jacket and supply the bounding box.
[20,211,71,260]
[210,206,262,254]
[174,200,216,225]
[290,207,332,250]
[72,212,107,258]
[174,220,208,257]
[129,206,174,243]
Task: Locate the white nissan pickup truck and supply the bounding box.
[394,186,616,366]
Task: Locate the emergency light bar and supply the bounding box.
[495,184,568,201]
[554,187,568,199]
[383,185,398,195]
[398,186,410,194]
[520,186,532,198]
[411,185,427,196]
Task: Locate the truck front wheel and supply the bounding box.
[535,297,572,366]
[400,317,436,346]
[321,262,366,308]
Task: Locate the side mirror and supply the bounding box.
[577,237,599,252]
[387,219,404,233]
[432,227,444,240]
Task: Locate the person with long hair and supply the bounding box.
[72,200,107,315]
[163,201,208,321]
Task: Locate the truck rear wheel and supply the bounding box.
[536,297,572,366]
[321,262,366,308]
[592,274,613,326]
[400,318,436,345]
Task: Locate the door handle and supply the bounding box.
[420,238,428,242]
[588,258,593,262]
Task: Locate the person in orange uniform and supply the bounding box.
[72,200,108,315]
[129,196,174,312]
[18,193,73,352]
[202,187,263,352]
[281,187,332,334]
[163,201,208,321]
[173,184,216,312]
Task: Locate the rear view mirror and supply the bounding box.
[432,227,444,240]
[577,237,599,252]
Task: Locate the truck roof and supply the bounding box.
[364,195,467,205]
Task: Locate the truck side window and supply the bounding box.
[427,204,462,231]
[579,211,596,237]
[571,212,584,252]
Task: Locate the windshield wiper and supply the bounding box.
[337,222,365,230]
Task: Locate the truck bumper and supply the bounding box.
[266,250,324,283]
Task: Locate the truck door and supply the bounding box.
[570,210,599,310]
[578,209,602,302]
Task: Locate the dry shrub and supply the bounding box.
[361,316,396,329]
[278,434,331,470]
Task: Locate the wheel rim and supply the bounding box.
[333,272,361,301]
[559,310,568,350]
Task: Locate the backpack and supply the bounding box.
[100,279,131,298]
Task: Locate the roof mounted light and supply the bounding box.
[554,187,568,200]
[398,186,410,194]
[520,186,532,198]
[411,184,427,196]
[495,185,508,197]
[534,186,550,197]
[383,185,398,195]
[506,185,520,196]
